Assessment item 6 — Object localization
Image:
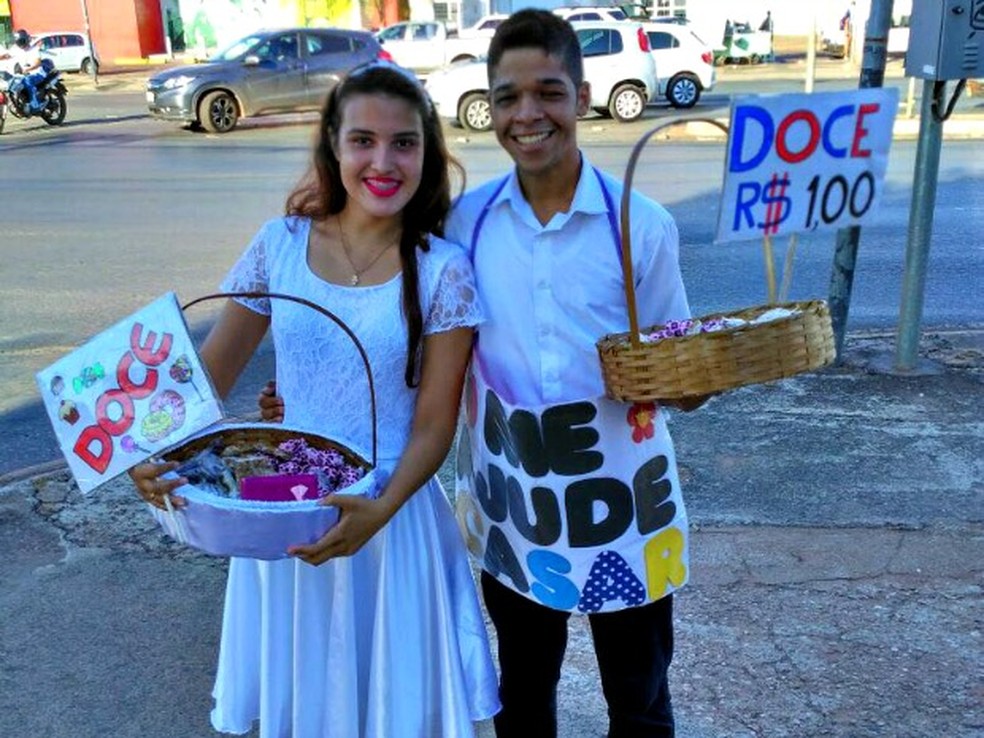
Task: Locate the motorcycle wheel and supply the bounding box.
[40,91,67,126]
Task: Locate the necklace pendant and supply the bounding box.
[350,274,360,286]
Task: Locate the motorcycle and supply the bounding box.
[0,58,68,133]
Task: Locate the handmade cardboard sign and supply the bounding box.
[716,87,899,243]
[36,292,223,493]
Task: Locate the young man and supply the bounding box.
[444,10,705,737]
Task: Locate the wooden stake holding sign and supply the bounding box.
[761,233,801,305]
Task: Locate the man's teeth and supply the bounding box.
[516,131,550,145]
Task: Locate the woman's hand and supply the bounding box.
[128,460,187,510]
[258,379,284,422]
[287,494,396,565]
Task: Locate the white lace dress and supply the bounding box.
[210,216,500,737]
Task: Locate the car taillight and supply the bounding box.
[701,51,713,65]
[637,27,650,53]
[378,48,394,62]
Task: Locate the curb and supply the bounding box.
[0,459,67,489]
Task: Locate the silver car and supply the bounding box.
[146,27,386,133]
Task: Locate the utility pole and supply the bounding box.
[827,0,893,361]
[892,79,944,372]
[79,0,98,85]
[805,5,817,94]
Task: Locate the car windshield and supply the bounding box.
[377,26,405,41]
[211,34,265,61]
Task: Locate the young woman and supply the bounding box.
[130,61,500,737]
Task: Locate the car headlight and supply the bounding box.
[161,75,196,90]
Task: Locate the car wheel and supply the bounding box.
[667,73,701,109]
[608,84,646,123]
[199,90,239,133]
[458,92,491,132]
[81,57,99,75]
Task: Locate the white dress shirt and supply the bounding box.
[445,154,691,406]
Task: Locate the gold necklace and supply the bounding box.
[336,216,399,286]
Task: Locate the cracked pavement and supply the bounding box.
[1,330,982,737]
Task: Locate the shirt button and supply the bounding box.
[537,280,548,290]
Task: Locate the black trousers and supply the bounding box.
[481,572,674,738]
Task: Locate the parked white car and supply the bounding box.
[30,32,98,74]
[425,20,657,132]
[376,21,489,74]
[457,14,510,38]
[642,22,715,108]
[0,44,15,75]
[554,6,630,23]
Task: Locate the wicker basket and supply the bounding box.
[595,119,836,402]
[598,300,835,401]
[147,292,382,560]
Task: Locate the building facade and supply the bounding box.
[6,0,402,66]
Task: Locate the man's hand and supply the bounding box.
[258,379,284,422]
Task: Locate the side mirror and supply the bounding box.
[243,54,261,67]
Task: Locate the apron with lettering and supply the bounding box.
[455,171,689,614]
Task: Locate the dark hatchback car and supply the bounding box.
[146,27,388,133]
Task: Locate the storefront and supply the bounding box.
[8,0,386,66]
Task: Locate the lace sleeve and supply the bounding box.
[425,248,485,335]
[219,221,277,315]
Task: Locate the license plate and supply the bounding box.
[145,91,154,103]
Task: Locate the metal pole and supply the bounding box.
[805,8,817,94]
[895,80,943,370]
[79,0,98,85]
[905,76,916,118]
[827,0,893,361]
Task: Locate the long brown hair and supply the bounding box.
[286,62,465,387]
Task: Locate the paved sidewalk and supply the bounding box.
[1,329,981,738]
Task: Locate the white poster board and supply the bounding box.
[716,88,899,243]
[36,292,223,493]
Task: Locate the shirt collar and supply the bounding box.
[493,152,610,230]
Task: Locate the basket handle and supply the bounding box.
[619,117,730,349]
[181,291,378,469]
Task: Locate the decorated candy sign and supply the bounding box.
[716,87,898,243]
[35,292,223,494]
